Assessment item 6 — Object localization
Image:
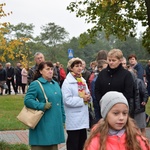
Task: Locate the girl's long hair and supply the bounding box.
[84,117,150,150]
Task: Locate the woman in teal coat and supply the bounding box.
[24,61,65,150]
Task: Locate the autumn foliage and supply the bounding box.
[0,3,26,64]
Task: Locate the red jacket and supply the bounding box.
[59,68,66,81]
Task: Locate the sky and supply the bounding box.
[1,0,93,38]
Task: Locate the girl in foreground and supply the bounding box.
[84,91,150,150]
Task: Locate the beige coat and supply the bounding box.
[21,68,28,84]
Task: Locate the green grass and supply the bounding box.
[0,95,29,149]
[0,95,28,130]
[0,95,150,131]
[0,141,30,150]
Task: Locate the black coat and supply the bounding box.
[95,64,134,117]
[6,67,15,78]
[134,78,148,114]
[0,68,7,81]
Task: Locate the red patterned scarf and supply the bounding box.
[71,72,86,98]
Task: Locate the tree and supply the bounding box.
[67,0,150,52]
[38,22,69,62]
[5,23,36,66]
[0,3,23,62]
[39,22,69,46]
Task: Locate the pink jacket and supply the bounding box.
[21,68,28,84]
[87,133,150,150]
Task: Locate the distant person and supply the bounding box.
[128,54,145,81]
[89,50,108,92]
[0,63,7,95]
[53,63,60,83]
[128,68,148,136]
[61,57,91,150]
[59,64,66,87]
[88,61,97,73]
[96,50,108,62]
[81,60,91,87]
[55,62,60,84]
[145,60,150,96]
[91,60,108,124]
[24,61,65,150]
[5,62,17,95]
[28,52,45,85]
[95,49,134,118]
[15,62,22,94]
[121,56,127,69]
[21,65,28,94]
[84,91,150,150]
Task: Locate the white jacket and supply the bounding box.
[61,72,90,130]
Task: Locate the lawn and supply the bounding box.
[0,95,28,130]
[0,94,150,130]
[0,95,29,149]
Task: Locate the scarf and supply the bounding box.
[71,72,86,98]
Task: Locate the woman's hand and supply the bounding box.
[83,94,91,103]
[44,102,52,110]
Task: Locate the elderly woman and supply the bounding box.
[61,57,91,150]
[95,49,134,119]
[24,61,65,150]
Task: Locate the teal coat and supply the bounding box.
[24,77,65,146]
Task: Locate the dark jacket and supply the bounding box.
[145,64,150,82]
[15,67,22,85]
[95,64,134,117]
[0,68,7,81]
[6,67,15,78]
[134,63,145,81]
[134,78,148,114]
[82,68,91,87]
[28,64,38,85]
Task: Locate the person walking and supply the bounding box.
[24,61,65,150]
[61,57,91,150]
[84,91,150,150]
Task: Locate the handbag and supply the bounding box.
[3,83,8,89]
[17,80,48,129]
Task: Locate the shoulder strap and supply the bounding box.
[36,80,48,103]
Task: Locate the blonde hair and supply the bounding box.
[84,117,150,150]
[107,49,123,60]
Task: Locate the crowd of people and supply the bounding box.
[0,52,66,95]
[1,49,150,149]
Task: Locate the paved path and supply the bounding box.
[0,130,66,150]
[1,128,150,150]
